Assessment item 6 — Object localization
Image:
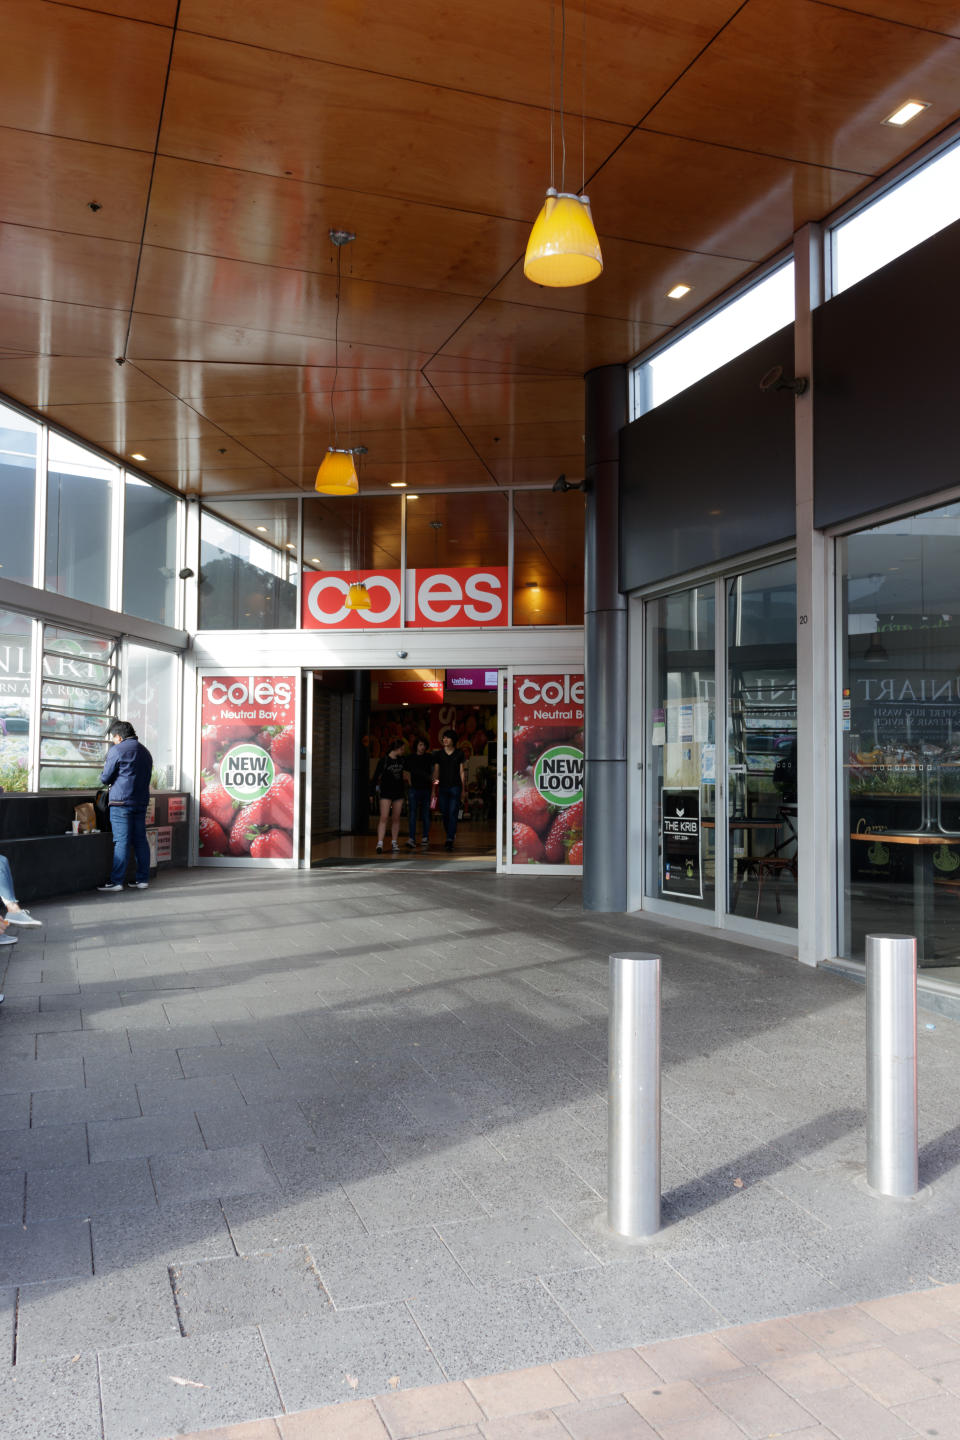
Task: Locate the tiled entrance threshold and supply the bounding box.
[168,1283,960,1440]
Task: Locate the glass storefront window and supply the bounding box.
[0,402,38,586]
[39,626,118,789]
[199,503,298,629]
[46,433,117,609]
[513,490,584,626]
[124,643,179,790]
[840,502,960,972]
[726,560,797,927]
[0,608,33,791]
[645,585,716,910]
[303,495,401,573]
[123,476,179,625]
[405,492,507,571]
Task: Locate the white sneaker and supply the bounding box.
[97,883,124,892]
[126,882,149,890]
[4,909,41,926]
[0,934,18,945]
[391,842,399,852]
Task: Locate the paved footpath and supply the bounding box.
[1,865,959,1440]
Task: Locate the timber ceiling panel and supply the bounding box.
[0,0,957,503]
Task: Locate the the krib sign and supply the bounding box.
[302,567,509,629]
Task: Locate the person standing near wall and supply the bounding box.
[433,728,467,852]
[405,737,435,849]
[97,721,154,892]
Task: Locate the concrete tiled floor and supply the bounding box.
[1,865,960,1440]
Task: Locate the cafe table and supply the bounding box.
[849,831,960,965]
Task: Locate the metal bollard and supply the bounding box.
[608,952,661,1238]
[866,934,918,1197]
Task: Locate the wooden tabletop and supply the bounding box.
[850,832,960,846]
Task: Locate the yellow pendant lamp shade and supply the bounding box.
[524,189,603,288]
[345,581,372,610]
[315,448,359,495]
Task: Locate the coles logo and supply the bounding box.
[302,567,508,630]
[207,677,293,708]
[514,673,585,727]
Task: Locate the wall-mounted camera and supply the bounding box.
[178,567,195,580]
[759,365,808,396]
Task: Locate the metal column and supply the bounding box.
[608,951,661,1238]
[866,933,918,1197]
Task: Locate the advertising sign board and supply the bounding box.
[197,674,298,863]
[510,673,584,869]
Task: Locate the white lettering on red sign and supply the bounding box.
[207,677,293,708]
[302,567,507,629]
[517,676,585,707]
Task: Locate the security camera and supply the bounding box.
[396,650,408,659]
[553,474,590,493]
[759,365,808,395]
[178,567,195,579]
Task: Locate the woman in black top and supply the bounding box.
[373,739,407,853]
[433,728,467,851]
[405,737,435,848]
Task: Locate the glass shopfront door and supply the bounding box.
[643,560,798,933]
[840,501,960,974]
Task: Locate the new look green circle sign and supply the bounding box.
[220,743,275,802]
[533,745,584,806]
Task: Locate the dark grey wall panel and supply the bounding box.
[620,326,796,592]
[814,216,960,529]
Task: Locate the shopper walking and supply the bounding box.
[97,721,154,892]
[373,739,407,854]
[405,737,435,848]
[433,728,467,852]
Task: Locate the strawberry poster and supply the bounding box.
[510,673,584,870]
[197,674,298,864]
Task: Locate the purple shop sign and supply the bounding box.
[446,668,499,691]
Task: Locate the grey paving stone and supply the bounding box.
[172,1245,330,1335]
[261,1302,445,1409]
[88,1111,205,1162]
[195,1098,316,1151]
[543,1256,726,1350]
[83,997,170,1030]
[437,1212,598,1285]
[136,1073,243,1114]
[0,1058,83,1094]
[2,1123,89,1171]
[0,1008,81,1034]
[667,1237,845,1327]
[26,1158,156,1221]
[262,1128,387,1191]
[0,1287,14,1365]
[176,1042,280,1077]
[128,1023,222,1052]
[91,1201,235,1272]
[342,1162,487,1232]
[30,1082,141,1128]
[16,1264,181,1360]
[36,1029,131,1059]
[0,1353,102,1440]
[98,1325,281,1440]
[453,1155,601,1219]
[0,1219,92,1286]
[310,1226,471,1308]
[0,1172,24,1227]
[82,1049,185,1088]
[0,1092,30,1131]
[406,1278,592,1380]
[150,1143,279,1205]
[222,1185,366,1255]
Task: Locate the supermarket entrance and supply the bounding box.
[304,667,499,866]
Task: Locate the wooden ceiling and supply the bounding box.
[0,0,958,498]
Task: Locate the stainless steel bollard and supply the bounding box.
[866,934,918,1197]
[608,952,661,1238]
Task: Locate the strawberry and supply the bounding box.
[200,724,221,773]
[512,773,554,836]
[228,796,271,855]
[216,720,257,743]
[264,771,295,828]
[543,801,584,863]
[270,724,296,771]
[198,816,228,857]
[567,840,584,866]
[199,782,237,829]
[512,822,545,863]
[250,828,293,859]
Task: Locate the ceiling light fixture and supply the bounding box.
[390,481,407,488]
[130,452,147,461]
[666,284,691,300]
[346,580,371,611]
[524,0,602,288]
[316,229,363,495]
[256,526,268,532]
[883,100,929,127]
[406,494,419,500]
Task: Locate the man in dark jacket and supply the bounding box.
[97,721,154,892]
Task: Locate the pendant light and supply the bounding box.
[316,229,363,494]
[524,0,602,288]
[344,493,371,611]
